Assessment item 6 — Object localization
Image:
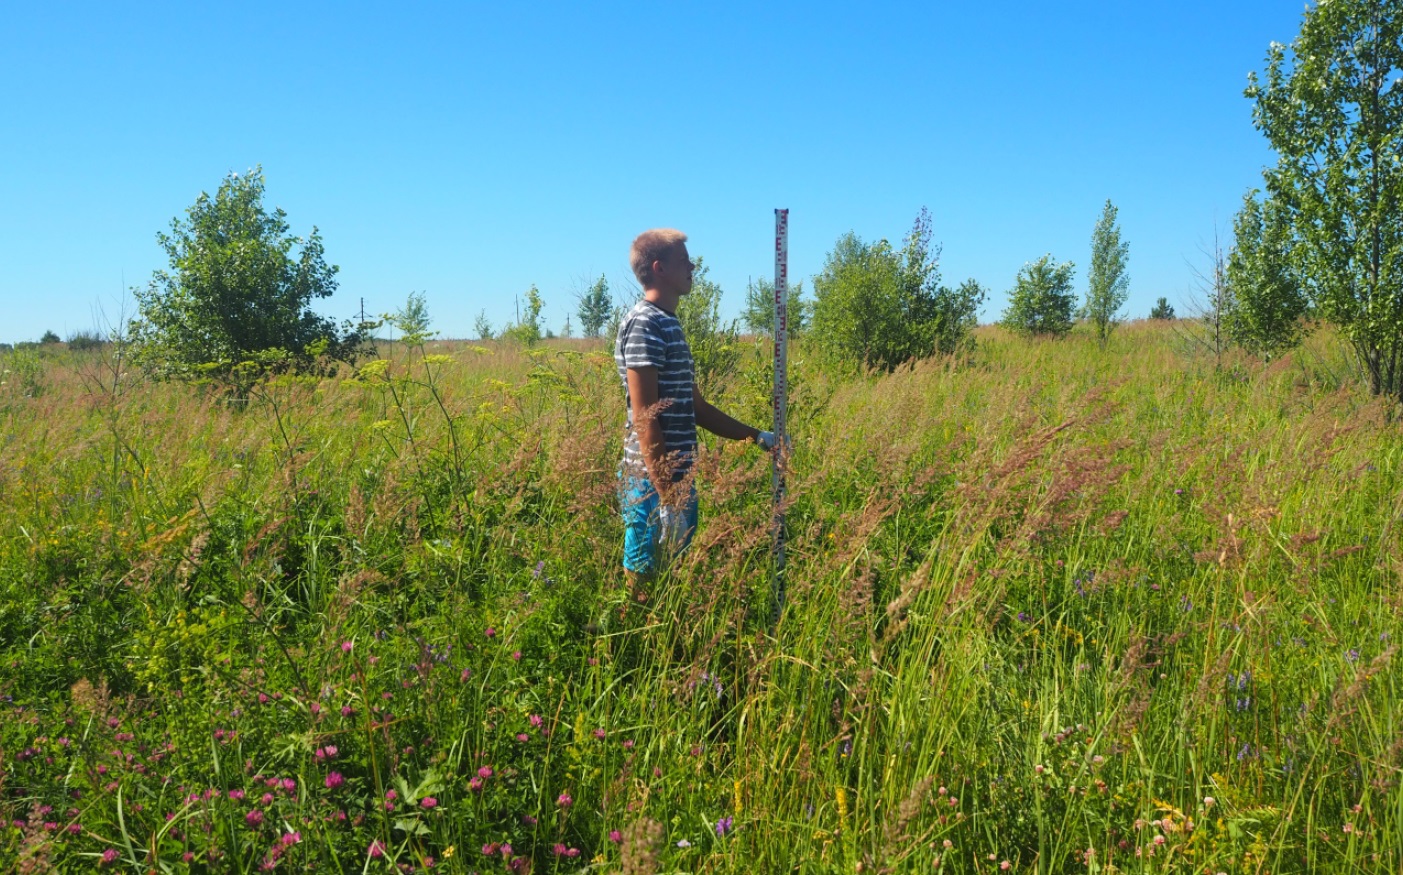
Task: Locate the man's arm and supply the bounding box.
[694,386,762,443]
[626,366,681,501]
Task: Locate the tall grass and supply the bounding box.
[1,323,1399,873]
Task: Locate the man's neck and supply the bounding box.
[644,287,681,314]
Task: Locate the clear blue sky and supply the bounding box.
[1,1,1309,344]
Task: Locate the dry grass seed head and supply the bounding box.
[69,677,113,719]
[620,817,665,875]
[879,774,936,870]
[543,412,616,514]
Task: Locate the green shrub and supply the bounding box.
[811,208,981,372]
[129,166,368,393]
[1001,254,1077,337]
[66,330,108,351]
[676,257,740,394]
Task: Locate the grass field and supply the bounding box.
[2,322,1401,873]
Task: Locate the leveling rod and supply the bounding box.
[772,208,789,620]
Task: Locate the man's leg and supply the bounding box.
[620,476,661,608]
[620,476,699,607]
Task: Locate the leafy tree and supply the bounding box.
[1224,190,1309,357]
[577,275,613,338]
[811,208,979,371]
[130,167,364,389]
[741,278,809,335]
[1001,255,1077,337]
[676,257,740,394]
[941,279,987,351]
[473,309,495,341]
[504,286,544,346]
[602,303,628,354]
[1149,298,1176,320]
[1247,0,1403,396]
[1084,200,1130,347]
[390,291,435,345]
[39,331,61,345]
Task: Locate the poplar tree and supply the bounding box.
[577,275,613,338]
[1247,0,1403,396]
[1084,200,1130,348]
[1224,190,1308,357]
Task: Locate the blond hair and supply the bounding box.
[630,229,688,287]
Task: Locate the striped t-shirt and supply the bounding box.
[615,299,697,482]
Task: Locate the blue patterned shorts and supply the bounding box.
[619,474,698,573]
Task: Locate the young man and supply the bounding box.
[615,229,776,584]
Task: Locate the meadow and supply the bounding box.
[1,321,1400,874]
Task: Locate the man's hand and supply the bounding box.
[756,431,791,452]
[657,505,689,549]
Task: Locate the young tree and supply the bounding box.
[940,279,987,353]
[741,277,808,335]
[505,286,545,346]
[1084,199,1130,347]
[390,291,435,345]
[676,257,740,394]
[1001,255,1077,337]
[1247,0,1403,396]
[811,208,979,371]
[130,166,365,389]
[1175,228,1234,370]
[1224,190,1309,358]
[577,274,613,338]
[473,309,495,341]
[1149,298,1176,320]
